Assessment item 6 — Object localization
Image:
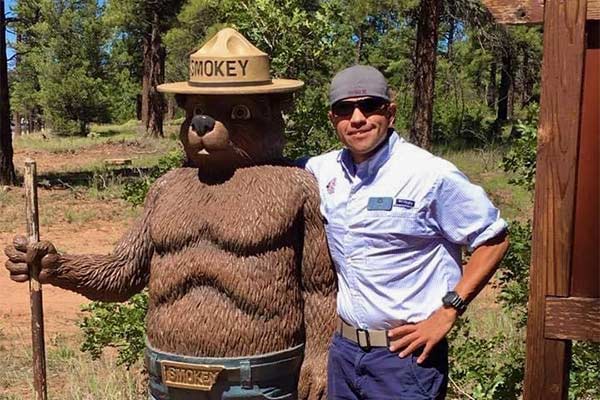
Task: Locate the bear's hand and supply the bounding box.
[298,355,327,400]
[4,235,60,283]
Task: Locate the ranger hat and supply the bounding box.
[329,65,389,105]
[158,28,304,95]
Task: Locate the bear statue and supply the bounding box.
[5,28,336,400]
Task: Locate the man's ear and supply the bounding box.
[328,110,335,125]
[387,102,397,128]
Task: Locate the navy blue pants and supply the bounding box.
[327,333,448,400]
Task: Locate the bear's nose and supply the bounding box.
[191,114,215,136]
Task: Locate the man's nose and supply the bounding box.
[350,107,367,126]
[191,114,215,136]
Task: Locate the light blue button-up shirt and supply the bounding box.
[305,131,507,330]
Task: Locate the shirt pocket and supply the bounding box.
[362,208,432,249]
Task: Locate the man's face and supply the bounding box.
[329,96,396,164]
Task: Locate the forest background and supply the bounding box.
[0,0,598,399]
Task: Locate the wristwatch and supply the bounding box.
[442,291,467,315]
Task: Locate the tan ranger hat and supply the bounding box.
[158,28,304,95]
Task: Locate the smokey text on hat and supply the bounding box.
[190,59,250,79]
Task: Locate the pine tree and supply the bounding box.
[410,0,441,150]
[106,0,186,137]
[0,0,17,185]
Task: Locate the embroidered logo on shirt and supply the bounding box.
[326,178,336,194]
[395,199,415,209]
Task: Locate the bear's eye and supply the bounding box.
[193,106,203,116]
[231,104,251,120]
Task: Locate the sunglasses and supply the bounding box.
[331,97,389,117]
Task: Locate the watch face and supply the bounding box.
[442,292,456,305]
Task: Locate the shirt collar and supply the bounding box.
[338,129,401,178]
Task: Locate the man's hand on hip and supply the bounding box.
[387,307,458,364]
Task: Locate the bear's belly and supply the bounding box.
[145,244,304,357]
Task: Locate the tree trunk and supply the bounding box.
[0,0,17,185]
[447,18,455,58]
[521,51,534,107]
[28,111,34,133]
[497,52,513,122]
[487,61,497,108]
[13,32,20,137]
[141,12,165,138]
[355,26,363,64]
[141,37,150,130]
[13,112,21,136]
[410,0,441,150]
[166,95,176,120]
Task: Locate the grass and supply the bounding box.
[13,120,181,176]
[0,327,144,400]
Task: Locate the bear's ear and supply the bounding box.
[174,94,188,109]
[270,93,295,114]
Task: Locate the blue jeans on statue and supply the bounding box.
[146,342,304,400]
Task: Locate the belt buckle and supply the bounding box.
[160,360,224,391]
[356,329,371,351]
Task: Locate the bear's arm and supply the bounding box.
[44,179,162,302]
[298,174,337,399]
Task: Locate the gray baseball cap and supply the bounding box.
[329,65,389,106]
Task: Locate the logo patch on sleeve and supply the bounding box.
[395,199,415,209]
[326,178,336,194]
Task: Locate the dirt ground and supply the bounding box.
[12,140,164,174]
[0,220,130,336]
[1,146,137,340]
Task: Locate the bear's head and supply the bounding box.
[159,28,303,180]
[175,93,293,179]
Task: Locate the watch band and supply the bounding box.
[443,291,467,314]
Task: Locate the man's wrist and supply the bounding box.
[442,290,468,315]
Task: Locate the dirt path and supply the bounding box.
[0,210,132,337]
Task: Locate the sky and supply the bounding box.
[4,0,15,63]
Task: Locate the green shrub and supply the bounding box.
[501,106,538,191]
[448,325,524,400]
[80,292,148,367]
[122,149,185,206]
[496,221,531,328]
[570,341,600,400]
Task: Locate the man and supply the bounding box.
[305,65,509,399]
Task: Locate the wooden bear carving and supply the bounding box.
[5,28,336,400]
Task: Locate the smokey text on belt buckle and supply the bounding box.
[160,360,224,391]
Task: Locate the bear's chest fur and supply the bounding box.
[149,166,307,256]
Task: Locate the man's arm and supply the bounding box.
[388,230,509,363]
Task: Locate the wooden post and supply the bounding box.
[523,1,588,399]
[24,159,48,400]
[570,21,599,299]
[482,0,600,397]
